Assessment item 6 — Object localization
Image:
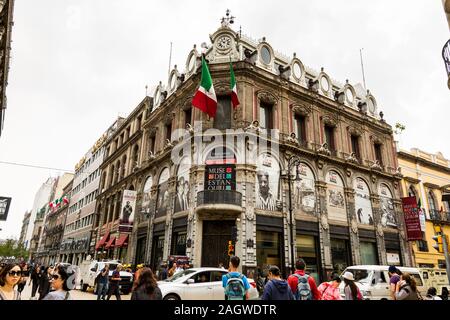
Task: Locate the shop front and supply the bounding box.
[358,229,379,265]
[296,220,322,283]
[171,217,188,256]
[151,222,165,270]
[330,225,352,276]
[256,215,285,278]
[385,232,402,266]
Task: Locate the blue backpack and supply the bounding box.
[224,273,246,300]
[293,274,312,300]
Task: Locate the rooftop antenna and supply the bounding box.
[168,42,173,77]
[360,48,367,90]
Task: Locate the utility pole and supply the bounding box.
[442,231,450,286]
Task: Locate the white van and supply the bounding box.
[418,268,449,296]
[339,265,426,300]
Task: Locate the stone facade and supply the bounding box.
[88,22,412,282]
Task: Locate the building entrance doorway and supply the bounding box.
[201,220,234,267]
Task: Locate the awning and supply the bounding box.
[105,236,116,249]
[95,231,110,250]
[115,234,129,248]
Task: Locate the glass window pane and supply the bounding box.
[360,241,378,265]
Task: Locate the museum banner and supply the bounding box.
[401,196,422,241]
[119,190,137,233]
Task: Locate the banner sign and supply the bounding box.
[0,197,12,221]
[204,164,236,191]
[402,196,422,241]
[119,190,137,233]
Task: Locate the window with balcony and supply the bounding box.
[427,191,439,220]
[214,96,232,130]
[165,123,172,142]
[324,125,336,151]
[351,134,361,160]
[294,114,306,143]
[259,102,274,129]
[184,108,192,127]
[416,232,428,252]
[374,143,383,165]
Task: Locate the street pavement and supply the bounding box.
[19,281,132,300]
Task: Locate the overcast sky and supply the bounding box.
[0,0,449,239]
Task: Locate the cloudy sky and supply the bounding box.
[0,0,449,239]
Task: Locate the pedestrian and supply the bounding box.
[222,256,251,300]
[395,272,419,300]
[131,268,162,300]
[175,262,184,274]
[218,262,225,270]
[30,264,41,300]
[43,265,73,300]
[38,266,53,300]
[424,287,442,300]
[287,258,321,300]
[168,262,177,278]
[318,274,342,300]
[261,265,295,300]
[160,263,168,280]
[0,263,22,300]
[342,271,362,300]
[441,287,449,300]
[107,264,122,300]
[17,263,29,298]
[388,265,401,300]
[96,264,109,300]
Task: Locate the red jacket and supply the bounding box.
[287,270,321,300]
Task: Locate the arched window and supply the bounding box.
[133,145,139,168]
[121,155,127,178]
[155,168,170,218]
[408,185,417,198]
[379,183,397,228]
[326,170,346,222]
[354,178,374,225]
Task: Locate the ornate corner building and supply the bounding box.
[398,148,450,269]
[93,18,410,282]
[0,0,14,137]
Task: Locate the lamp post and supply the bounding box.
[286,155,301,274]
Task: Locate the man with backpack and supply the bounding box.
[287,258,321,300]
[261,265,295,300]
[222,256,250,300]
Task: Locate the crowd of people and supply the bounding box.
[1,258,449,301]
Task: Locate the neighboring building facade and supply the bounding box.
[35,173,74,264]
[23,177,57,250]
[29,205,46,262]
[60,124,114,265]
[18,210,31,247]
[93,103,146,262]
[398,148,450,269]
[0,0,14,137]
[92,20,410,282]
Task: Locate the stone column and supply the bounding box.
[345,187,361,265]
[371,194,388,265]
[393,198,411,266]
[316,180,333,278]
[144,186,158,264]
[163,176,178,261]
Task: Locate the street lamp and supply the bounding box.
[285,155,301,274]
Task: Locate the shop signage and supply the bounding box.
[401,196,422,241]
[204,164,236,191]
[386,252,400,265]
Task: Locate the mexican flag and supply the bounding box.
[230,60,239,108]
[63,196,69,205]
[192,56,217,118]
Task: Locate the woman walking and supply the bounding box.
[38,266,53,300]
[0,263,22,300]
[131,268,162,300]
[30,265,41,299]
[17,263,29,298]
[395,272,419,300]
[43,264,73,300]
[318,274,342,300]
[342,271,362,300]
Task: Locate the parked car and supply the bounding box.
[339,265,426,300]
[158,267,259,300]
[79,259,133,294]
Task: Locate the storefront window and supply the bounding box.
[172,232,187,256]
[330,238,351,275]
[360,241,378,265]
[296,235,320,284]
[256,230,281,274]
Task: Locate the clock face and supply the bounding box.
[217,36,231,50]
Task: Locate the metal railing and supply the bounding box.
[197,190,242,207]
[428,209,448,222]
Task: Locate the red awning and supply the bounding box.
[105,236,116,249]
[115,234,129,248]
[95,231,110,250]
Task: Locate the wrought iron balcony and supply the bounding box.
[197,190,242,207]
[428,209,449,223]
[443,39,450,89]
